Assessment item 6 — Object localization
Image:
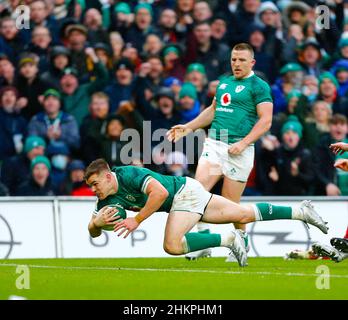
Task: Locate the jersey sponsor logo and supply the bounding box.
[220,93,231,106]
[219,83,228,89]
[126,195,136,202]
[235,85,245,93]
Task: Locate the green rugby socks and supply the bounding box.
[253,203,293,221]
[183,232,221,253]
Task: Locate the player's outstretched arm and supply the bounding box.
[114,178,169,238]
[330,142,348,155]
[166,99,216,142]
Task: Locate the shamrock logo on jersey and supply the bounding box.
[235,85,245,93]
[220,93,231,106]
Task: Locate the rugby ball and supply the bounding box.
[102,204,127,231]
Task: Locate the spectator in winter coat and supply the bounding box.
[16,155,55,196]
[1,136,46,195]
[27,88,80,153]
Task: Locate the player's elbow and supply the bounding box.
[159,189,169,201]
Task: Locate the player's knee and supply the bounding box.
[163,240,183,255]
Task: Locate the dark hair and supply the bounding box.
[84,158,110,181]
[232,43,254,58]
[330,113,347,125]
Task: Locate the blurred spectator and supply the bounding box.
[64,24,89,80]
[178,82,200,123]
[211,14,228,44]
[248,24,275,83]
[190,21,230,81]
[297,38,323,77]
[282,23,305,63]
[255,1,283,69]
[134,57,165,101]
[25,26,52,73]
[109,31,124,61]
[41,45,71,90]
[184,63,208,107]
[104,58,135,113]
[295,100,332,150]
[16,155,55,196]
[21,0,59,45]
[15,53,48,119]
[61,47,109,126]
[163,76,182,100]
[62,159,94,196]
[227,0,261,46]
[46,141,70,194]
[134,86,182,138]
[161,43,186,80]
[314,114,348,195]
[1,136,46,195]
[330,59,348,97]
[282,1,310,32]
[142,33,164,58]
[0,16,26,64]
[193,1,213,23]
[157,8,178,44]
[125,3,156,51]
[84,8,109,45]
[272,62,304,114]
[109,2,133,36]
[318,71,348,118]
[100,114,127,167]
[80,92,110,164]
[0,54,15,86]
[28,88,80,153]
[165,151,191,177]
[0,86,27,161]
[259,116,314,195]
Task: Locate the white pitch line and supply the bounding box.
[0,263,348,279]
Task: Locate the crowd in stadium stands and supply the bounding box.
[1,0,348,197]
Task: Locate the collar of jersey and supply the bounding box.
[112,171,119,194]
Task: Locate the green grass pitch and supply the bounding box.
[0,257,347,300]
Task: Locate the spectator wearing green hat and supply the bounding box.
[317,71,348,118]
[161,43,186,81]
[259,115,314,195]
[0,136,46,195]
[271,62,304,114]
[28,88,80,153]
[110,2,133,36]
[179,82,201,123]
[16,155,55,196]
[184,63,208,106]
[124,3,155,51]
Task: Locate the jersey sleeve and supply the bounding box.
[253,80,273,105]
[125,167,152,194]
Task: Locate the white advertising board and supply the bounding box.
[0,198,347,259]
[0,200,56,259]
[59,199,348,258]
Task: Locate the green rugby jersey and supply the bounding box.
[94,166,186,213]
[209,73,273,144]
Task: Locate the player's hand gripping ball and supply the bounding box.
[102,204,127,231]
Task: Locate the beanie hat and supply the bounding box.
[24,136,46,153]
[319,71,339,89]
[286,89,302,102]
[31,155,51,172]
[187,63,206,75]
[115,2,131,15]
[179,82,197,100]
[281,115,303,138]
[134,3,153,16]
